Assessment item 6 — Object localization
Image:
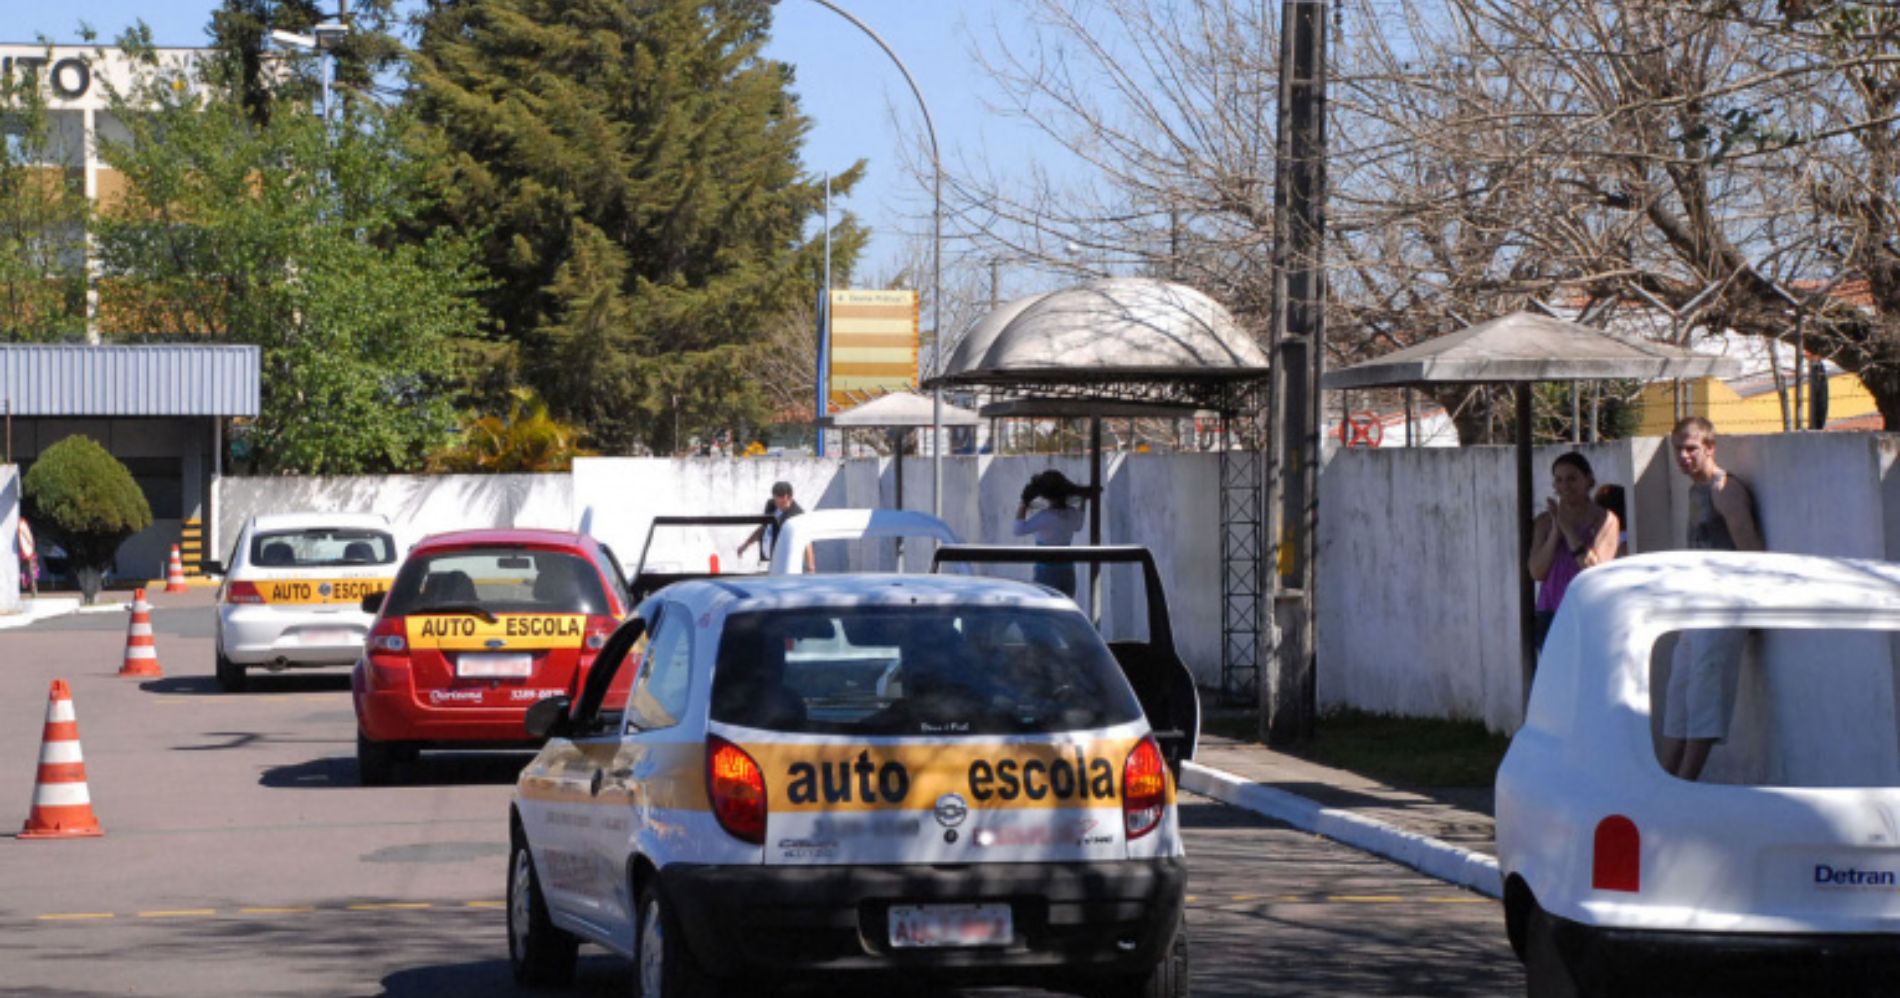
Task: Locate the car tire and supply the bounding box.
[1086,911,1188,998]
[1525,906,1580,998]
[215,651,248,693]
[508,840,578,986]
[356,731,397,787]
[635,881,720,998]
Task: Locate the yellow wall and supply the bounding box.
[1632,371,1879,435]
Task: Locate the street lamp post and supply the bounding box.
[774,0,944,516]
[268,18,350,125]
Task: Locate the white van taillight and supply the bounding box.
[368,617,407,654]
[1122,736,1168,840]
[1592,815,1641,892]
[224,581,264,605]
[707,735,766,845]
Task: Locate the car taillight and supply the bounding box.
[1593,815,1640,892]
[224,581,264,605]
[583,615,614,652]
[1122,735,1168,840]
[707,735,766,845]
[368,617,407,654]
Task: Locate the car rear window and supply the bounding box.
[251,528,397,568]
[1648,625,1900,787]
[711,605,1143,736]
[383,549,610,616]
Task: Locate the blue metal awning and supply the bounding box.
[0,345,260,417]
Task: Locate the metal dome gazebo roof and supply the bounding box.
[928,277,1269,643]
[931,277,1270,411]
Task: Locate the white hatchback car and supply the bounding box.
[507,574,1188,998]
[215,512,403,691]
[1499,551,1900,997]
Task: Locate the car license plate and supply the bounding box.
[456,653,534,678]
[888,903,1012,949]
[300,629,355,646]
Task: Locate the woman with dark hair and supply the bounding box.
[1529,452,1621,652]
[1594,483,1629,558]
[1012,470,1090,598]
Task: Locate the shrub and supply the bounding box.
[23,435,152,604]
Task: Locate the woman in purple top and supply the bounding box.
[1529,452,1621,652]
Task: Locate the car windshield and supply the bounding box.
[251,528,396,568]
[383,548,610,616]
[710,605,1143,736]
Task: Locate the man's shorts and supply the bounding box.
[1662,628,1746,741]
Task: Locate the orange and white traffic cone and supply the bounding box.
[20,679,104,839]
[709,553,721,575]
[119,588,162,678]
[164,545,187,594]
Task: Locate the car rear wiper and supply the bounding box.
[415,603,498,623]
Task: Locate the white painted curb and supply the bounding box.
[1182,760,1503,899]
[0,597,82,629]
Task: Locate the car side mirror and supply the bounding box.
[525,695,573,740]
[360,591,385,614]
[202,559,225,576]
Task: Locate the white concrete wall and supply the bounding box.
[206,432,1900,750]
[0,466,19,613]
[1316,431,1900,759]
[570,453,1228,684]
[216,475,575,565]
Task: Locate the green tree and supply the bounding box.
[23,435,153,605]
[410,0,864,453]
[91,33,486,474]
[0,45,90,341]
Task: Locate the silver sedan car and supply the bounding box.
[215,512,403,692]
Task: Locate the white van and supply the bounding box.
[1498,551,1900,997]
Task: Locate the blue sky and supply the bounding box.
[8,1,1053,282]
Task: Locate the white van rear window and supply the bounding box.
[1650,626,1900,787]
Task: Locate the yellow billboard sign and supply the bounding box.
[828,289,918,410]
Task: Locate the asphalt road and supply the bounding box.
[0,592,1523,996]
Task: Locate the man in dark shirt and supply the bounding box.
[1660,417,1763,782]
[738,481,806,564]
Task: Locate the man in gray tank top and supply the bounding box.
[1660,416,1764,781]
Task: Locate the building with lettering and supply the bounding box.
[1,45,251,585]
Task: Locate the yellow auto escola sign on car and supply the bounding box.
[405,614,588,651]
[746,737,1156,812]
[257,579,390,605]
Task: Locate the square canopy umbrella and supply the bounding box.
[819,391,980,512]
[1321,311,1743,706]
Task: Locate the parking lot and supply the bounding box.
[0,592,1520,996]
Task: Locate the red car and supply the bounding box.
[351,529,630,785]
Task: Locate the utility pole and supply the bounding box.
[1263,0,1328,745]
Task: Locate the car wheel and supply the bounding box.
[635,881,720,998]
[356,731,397,787]
[1086,911,1188,998]
[1525,906,1579,998]
[215,651,247,693]
[508,840,578,986]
